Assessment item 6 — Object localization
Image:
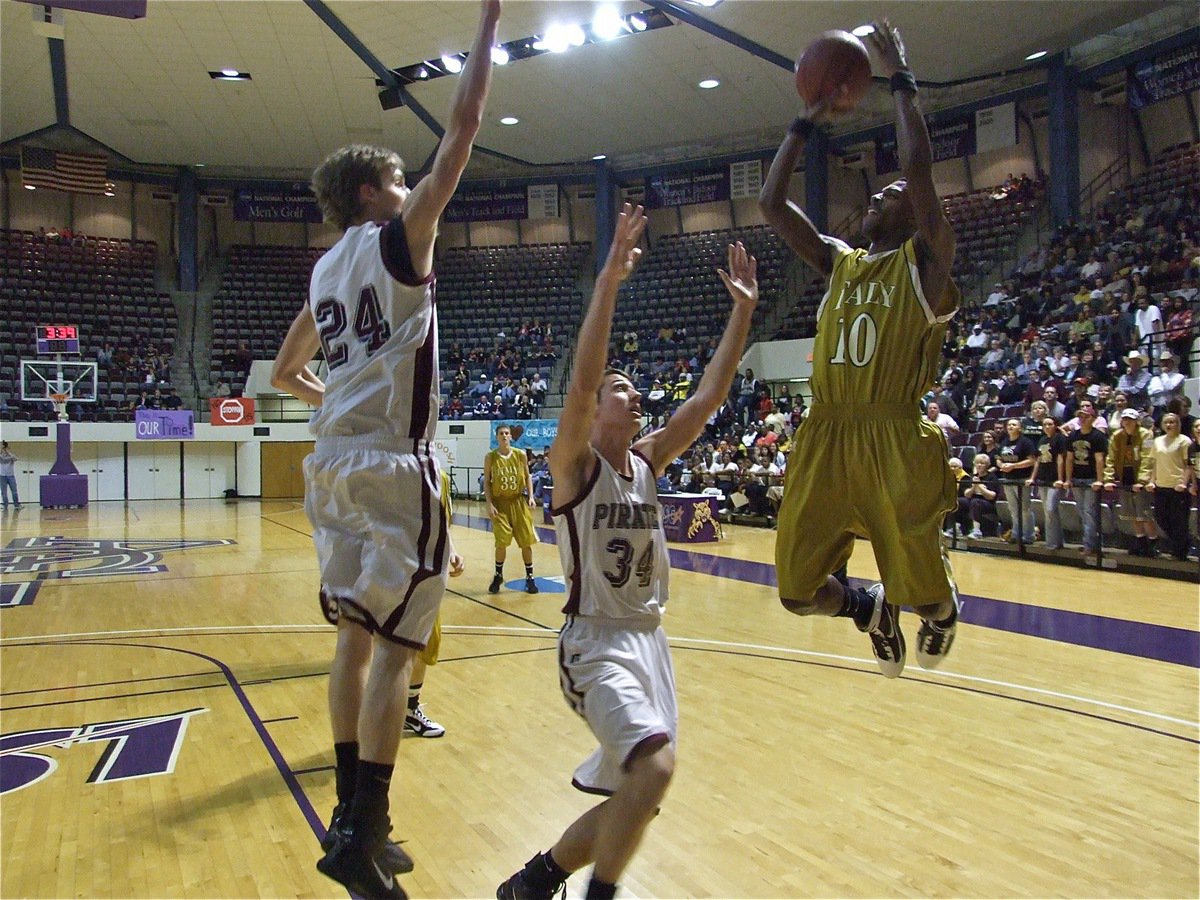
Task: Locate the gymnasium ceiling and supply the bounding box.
[0,0,1194,181]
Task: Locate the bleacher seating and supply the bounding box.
[0,229,175,422]
[614,225,787,358]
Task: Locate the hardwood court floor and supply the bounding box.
[1,499,1196,898]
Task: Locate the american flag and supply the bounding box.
[21,147,108,194]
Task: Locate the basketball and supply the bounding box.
[794,30,873,111]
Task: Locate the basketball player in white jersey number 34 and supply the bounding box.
[270,3,501,898]
[496,205,759,900]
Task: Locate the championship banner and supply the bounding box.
[644,167,730,209]
[135,409,194,440]
[209,397,255,426]
[233,183,323,223]
[974,102,1017,155]
[489,419,557,450]
[875,112,977,175]
[1128,43,1200,110]
[444,187,528,223]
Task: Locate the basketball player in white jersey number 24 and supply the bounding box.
[270,3,501,898]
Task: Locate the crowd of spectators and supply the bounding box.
[442,319,559,418]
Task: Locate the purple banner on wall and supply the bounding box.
[135,409,194,440]
[644,167,730,209]
[1128,44,1200,110]
[444,187,529,223]
[874,113,977,175]
[234,183,323,223]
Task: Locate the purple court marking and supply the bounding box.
[69,642,327,841]
[453,512,1200,668]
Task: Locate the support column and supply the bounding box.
[1047,53,1080,228]
[594,162,616,275]
[177,167,198,292]
[805,127,829,234]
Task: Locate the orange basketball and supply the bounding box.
[794,31,873,112]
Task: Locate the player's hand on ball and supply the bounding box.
[449,550,465,577]
[865,20,908,77]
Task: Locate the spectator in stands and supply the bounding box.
[997,370,1024,404]
[764,402,789,438]
[1147,412,1194,561]
[622,331,639,355]
[450,365,469,398]
[1116,350,1151,409]
[1063,378,1091,419]
[1022,400,1049,440]
[1023,363,1053,406]
[981,339,1007,372]
[985,282,1009,307]
[996,418,1037,543]
[1103,408,1156,556]
[1033,416,1068,550]
[214,379,231,398]
[232,341,253,374]
[529,372,548,408]
[943,457,971,539]
[964,453,1001,539]
[469,374,492,400]
[734,368,760,426]
[446,397,464,419]
[1164,295,1194,375]
[965,323,988,355]
[473,394,494,419]
[1149,351,1185,418]
[1133,292,1164,358]
[161,391,182,410]
[96,343,114,368]
[1042,386,1066,421]
[926,401,959,439]
[514,392,533,420]
[1064,400,1106,554]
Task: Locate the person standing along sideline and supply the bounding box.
[0,441,20,508]
[1032,417,1068,550]
[1064,400,1107,555]
[1146,413,1195,561]
[1103,408,1156,556]
[485,424,539,595]
[996,418,1037,543]
[496,208,759,900]
[269,3,501,897]
[758,20,961,678]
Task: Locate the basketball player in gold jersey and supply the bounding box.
[759,21,960,678]
[485,425,539,594]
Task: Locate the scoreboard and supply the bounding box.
[36,324,81,354]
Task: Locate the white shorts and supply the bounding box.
[305,437,448,649]
[557,615,677,796]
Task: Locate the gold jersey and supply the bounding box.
[810,237,960,407]
[486,447,527,499]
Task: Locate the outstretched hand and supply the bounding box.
[601,203,647,283]
[717,242,758,310]
[865,19,908,77]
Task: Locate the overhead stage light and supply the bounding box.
[852,25,875,37]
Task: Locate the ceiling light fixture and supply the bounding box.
[500,116,520,125]
[851,25,875,37]
[544,24,573,54]
[593,7,625,40]
[220,68,239,77]
[1025,50,1048,60]
[629,14,647,32]
[209,69,251,81]
[24,184,36,190]
[593,154,607,160]
[698,78,719,89]
[491,45,509,65]
[440,54,463,74]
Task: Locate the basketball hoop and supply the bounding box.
[50,392,69,422]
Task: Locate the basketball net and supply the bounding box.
[50,393,69,422]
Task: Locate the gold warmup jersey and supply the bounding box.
[810,237,959,405]
[487,447,527,499]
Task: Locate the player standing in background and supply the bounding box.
[485,424,539,594]
[758,21,960,678]
[496,206,759,900]
[270,2,500,896]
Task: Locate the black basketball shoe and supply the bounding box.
[322,804,414,875]
[488,574,503,594]
[496,853,567,900]
[525,576,539,594]
[860,583,905,678]
[317,821,408,899]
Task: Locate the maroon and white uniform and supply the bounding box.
[552,448,677,795]
[304,217,448,648]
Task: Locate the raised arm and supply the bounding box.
[549,205,647,493]
[759,107,836,277]
[635,242,759,475]
[867,21,956,315]
[270,305,324,407]
[402,0,501,265]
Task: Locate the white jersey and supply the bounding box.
[553,448,670,624]
[307,217,438,441]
